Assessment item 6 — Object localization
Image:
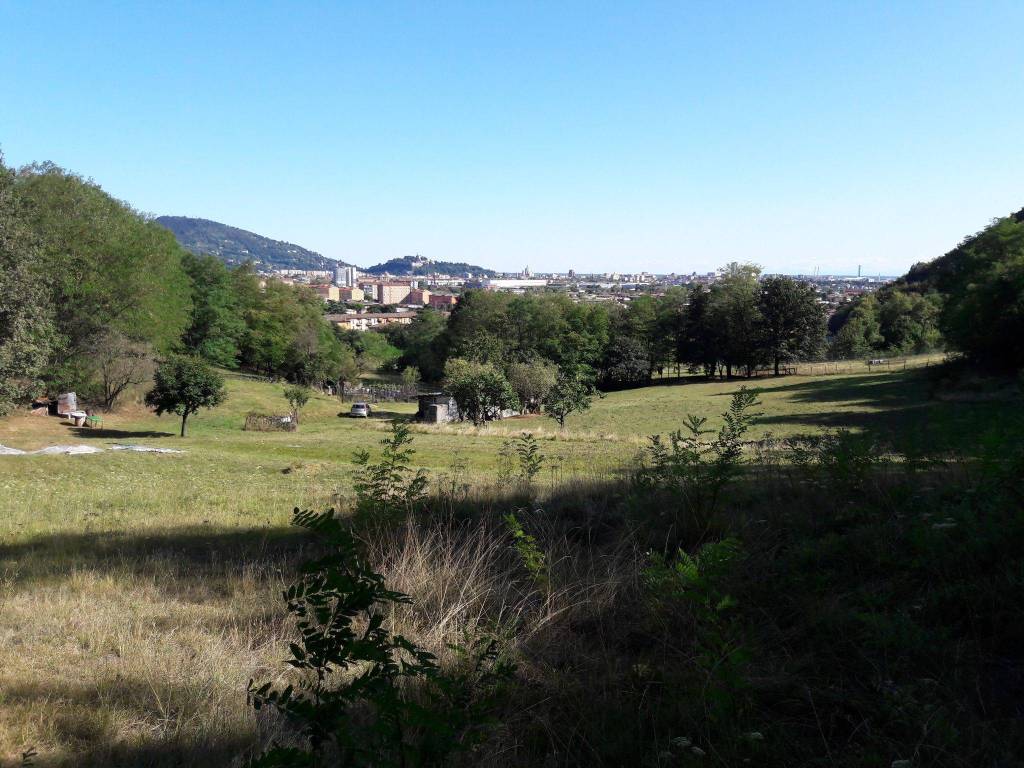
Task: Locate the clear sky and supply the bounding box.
[2,1,1022,275]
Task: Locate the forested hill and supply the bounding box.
[363,254,496,277]
[899,206,1024,293]
[156,216,353,271]
[829,205,1024,368]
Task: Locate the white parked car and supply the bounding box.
[350,402,372,418]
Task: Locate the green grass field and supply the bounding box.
[1,361,1019,766]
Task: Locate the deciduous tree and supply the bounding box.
[543,369,596,430]
[757,276,825,375]
[0,158,55,413]
[145,354,227,437]
[443,357,519,426]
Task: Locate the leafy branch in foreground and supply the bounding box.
[248,508,514,768]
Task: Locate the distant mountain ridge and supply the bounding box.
[157,216,494,276]
[362,254,496,277]
[156,216,352,271]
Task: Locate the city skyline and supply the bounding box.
[3,1,1022,275]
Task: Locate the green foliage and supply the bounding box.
[542,369,596,429]
[343,329,402,374]
[643,537,749,726]
[830,209,1024,367]
[707,263,764,377]
[387,309,448,381]
[443,358,519,426]
[248,507,514,768]
[940,213,1024,369]
[0,158,55,413]
[441,290,609,378]
[635,387,761,541]
[498,432,546,485]
[235,276,353,385]
[505,359,557,414]
[16,163,191,392]
[514,433,545,483]
[389,276,829,391]
[503,511,549,593]
[830,294,885,359]
[400,365,422,388]
[284,384,312,421]
[144,354,227,436]
[830,289,942,359]
[352,422,429,525]
[757,276,825,374]
[181,253,247,367]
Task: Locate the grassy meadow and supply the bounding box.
[1,359,1021,767]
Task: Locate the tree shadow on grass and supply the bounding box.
[68,428,177,440]
[3,678,259,768]
[703,370,1023,455]
[0,525,309,594]
[0,474,632,592]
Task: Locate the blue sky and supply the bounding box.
[2,1,1022,274]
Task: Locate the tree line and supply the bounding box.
[829,207,1024,370]
[385,262,825,391]
[0,157,369,414]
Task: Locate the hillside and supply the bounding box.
[829,205,1024,366]
[900,205,1024,293]
[157,218,495,276]
[156,216,352,271]
[363,254,496,277]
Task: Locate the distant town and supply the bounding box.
[269,259,897,332]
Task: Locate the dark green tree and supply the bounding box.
[708,263,763,377]
[757,276,825,375]
[181,253,246,367]
[940,214,1024,369]
[145,354,227,436]
[16,163,190,392]
[830,295,883,359]
[388,308,448,381]
[0,158,55,413]
[542,369,596,430]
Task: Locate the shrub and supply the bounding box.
[503,511,549,594]
[634,387,761,542]
[443,358,519,426]
[643,537,750,727]
[352,421,429,525]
